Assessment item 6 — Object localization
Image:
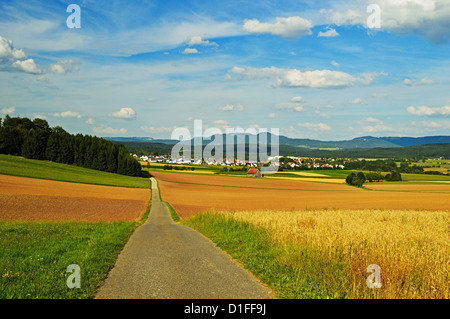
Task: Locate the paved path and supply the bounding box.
[94,178,275,299]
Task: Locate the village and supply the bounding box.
[132,153,346,170]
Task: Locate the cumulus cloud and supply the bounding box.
[0,106,16,114]
[49,60,79,74]
[0,35,42,74]
[349,98,364,104]
[275,102,304,112]
[404,77,435,86]
[363,124,395,133]
[297,122,331,131]
[182,48,199,54]
[93,125,127,135]
[228,66,377,88]
[11,59,42,74]
[331,60,340,67]
[0,36,26,60]
[186,36,218,47]
[242,16,313,40]
[52,110,83,118]
[322,0,450,43]
[318,28,340,37]
[219,104,244,111]
[407,105,450,116]
[112,107,136,119]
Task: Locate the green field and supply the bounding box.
[0,154,150,188]
[0,154,152,299]
[0,221,139,298]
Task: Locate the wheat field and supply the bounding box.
[210,209,449,298]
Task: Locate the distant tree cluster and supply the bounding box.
[163,165,195,171]
[346,170,402,187]
[0,115,141,177]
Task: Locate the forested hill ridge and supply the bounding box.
[106,134,450,149]
[106,135,450,159]
[0,115,141,177]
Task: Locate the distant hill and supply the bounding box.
[107,134,450,150]
[378,136,450,147]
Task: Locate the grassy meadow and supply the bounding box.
[183,209,449,299]
[0,221,139,298]
[0,154,150,188]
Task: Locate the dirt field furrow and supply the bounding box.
[0,174,150,222]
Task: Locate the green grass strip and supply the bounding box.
[0,221,138,299]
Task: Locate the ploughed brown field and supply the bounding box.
[0,174,150,222]
[150,171,450,219]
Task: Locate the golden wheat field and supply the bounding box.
[211,209,449,299]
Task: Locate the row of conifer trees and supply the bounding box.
[0,115,141,177]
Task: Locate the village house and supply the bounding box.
[247,168,262,177]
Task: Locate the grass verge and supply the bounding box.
[0,221,138,299]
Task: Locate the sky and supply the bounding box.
[0,0,449,140]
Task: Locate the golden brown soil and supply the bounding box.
[150,171,450,219]
[0,174,150,222]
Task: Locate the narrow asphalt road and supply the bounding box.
[94,177,275,299]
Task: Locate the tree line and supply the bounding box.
[0,115,141,177]
[346,170,402,187]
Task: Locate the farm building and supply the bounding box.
[247,168,262,177]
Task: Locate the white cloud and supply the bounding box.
[422,121,445,128]
[419,77,434,85]
[186,36,218,47]
[49,60,79,74]
[0,106,15,114]
[93,125,127,135]
[372,93,388,98]
[0,36,26,60]
[112,107,136,119]
[290,96,303,102]
[242,16,313,40]
[407,105,450,116]
[0,35,43,74]
[228,66,377,88]
[11,58,42,74]
[213,120,228,125]
[53,111,83,118]
[85,118,95,125]
[363,124,395,133]
[268,113,276,118]
[322,0,450,43]
[331,60,340,67]
[219,104,244,111]
[182,48,199,54]
[318,28,339,37]
[141,125,178,133]
[297,122,331,131]
[404,77,434,86]
[275,102,303,112]
[403,78,413,86]
[349,98,363,104]
[361,117,384,125]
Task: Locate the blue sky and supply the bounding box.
[0,0,449,140]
